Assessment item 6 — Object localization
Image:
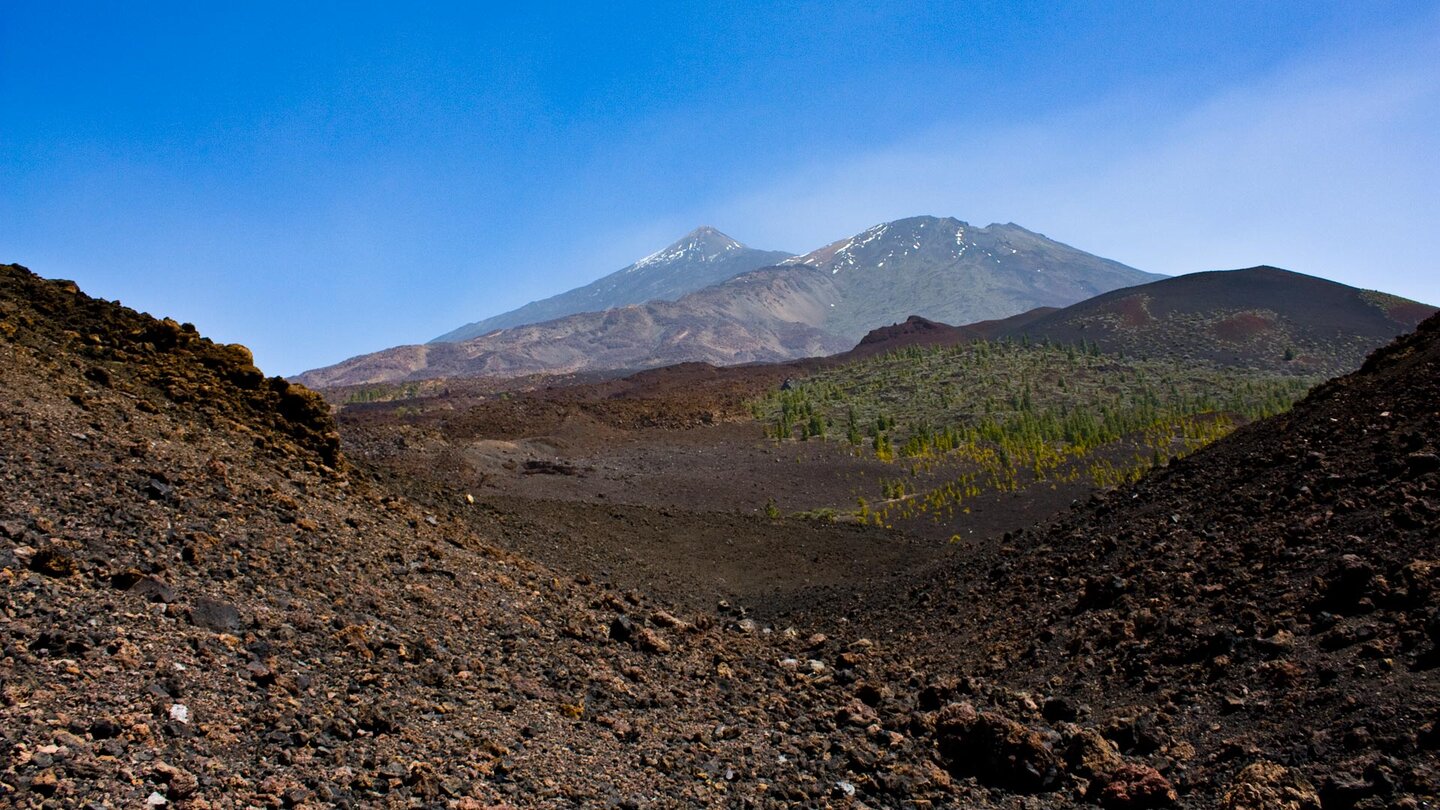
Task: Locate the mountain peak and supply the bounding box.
[782,215,978,271]
[684,224,734,242]
[632,226,748,270]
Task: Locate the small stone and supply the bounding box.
[29,547,77,578]
[189,596,241,632]
[379,760,408,779]
[1064,728,1126,783]
[145,791,168,806]
[245,659,276,685]
[609,615,635,642]
[131,576,176,603]
[836,699,878,727]
[632,626,671,654]
[934,702,1062,793]
[1406,452,1440,475]
[154,761,199,799]
[89,719,122,739]
[168,704,190,724]
[651,610,692,631]
[30,769,59,795]
[144,478,174,500]
[1044,697,1080,723]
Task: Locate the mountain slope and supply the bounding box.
[783,216,1163,340]
[1000,265,1437,374]
[432,226,792,343]
[300,216,1159,386]
[846,309,1440,804]
[840,308,1057,360]
[296,266,852,386]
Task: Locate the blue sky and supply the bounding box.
[3,2,1438,375]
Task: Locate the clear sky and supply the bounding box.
[3,2,1438,375]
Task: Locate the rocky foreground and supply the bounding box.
[0,262,1436,808]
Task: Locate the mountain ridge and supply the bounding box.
[300,216,1160,386]
[431,226,792,343]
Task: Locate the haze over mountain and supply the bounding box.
[432,227,792,343]
[298,216,1160,386]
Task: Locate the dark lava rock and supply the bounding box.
[29,546,78,577]
[1044,696,1080,723]
[934,702,1062,792]
[609,615,635,642]
[1405,452,1440,476]
[144,476,174,501]
[189,596,241,632]
[1318,554,1377,613]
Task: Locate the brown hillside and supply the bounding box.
[1004,266,1436,375]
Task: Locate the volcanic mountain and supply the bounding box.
[432,226,792,343]
[297,216,1159,386]
[294,267,853,386]
[780,216,1162,339]
[999,265,1437,374]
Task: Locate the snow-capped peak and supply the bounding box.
[629,226,747,272]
